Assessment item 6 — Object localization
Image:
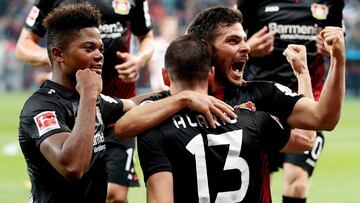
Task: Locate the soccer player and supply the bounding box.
[16,0,155,202]
[137,34,304,203]
[115,7,345,141]
[18,4,137,202]
[236,1,344,202]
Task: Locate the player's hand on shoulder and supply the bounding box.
[180,91,237,129]
[76,68,102,98]
[247,26,276,57]
[283,44,308,76]
[320,26,345,60]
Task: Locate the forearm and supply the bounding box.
[285,64,316,152]
[61,94,97,176]
[136,31,155,67]
[296,71,313,99]
[115,91,189,139]
[315,56,345,130]
[281,129,316,152]
[15,29,49,67]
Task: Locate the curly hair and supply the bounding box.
[43,3,101,63]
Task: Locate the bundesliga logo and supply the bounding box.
[33,111,60,137]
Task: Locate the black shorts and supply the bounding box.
[269,132,325,176]
[284,131,325,176]
[105,138,140,187]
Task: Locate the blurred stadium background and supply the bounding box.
[0,0,359,202]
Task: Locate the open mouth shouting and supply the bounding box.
[232,61,245,77]
[231,53,248,78]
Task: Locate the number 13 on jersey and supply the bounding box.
[186,130,250,203]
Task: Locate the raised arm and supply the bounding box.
[39,69,102,181]
[15,28,50,67]
[114,91,237,139]
[287,27,345,131]
[282,45,316,152]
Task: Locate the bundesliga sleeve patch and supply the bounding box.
[33,111,61,137]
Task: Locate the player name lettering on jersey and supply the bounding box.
[99,22,124,39]
[172,113,237,129]
[269,22,321,40]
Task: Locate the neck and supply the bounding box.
[210,79,227,96]
[170,82,208,95]
[51,68,77,92]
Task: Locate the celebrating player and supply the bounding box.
[18,4,139,202]
[236,1,344,201]
[16,0,155,201]
[138,35,304,203]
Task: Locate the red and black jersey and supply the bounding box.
[19,80,124,203]
[25,0,152,99]
[237,0,344,100]
[138,107,290,203]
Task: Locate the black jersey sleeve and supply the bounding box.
[130,0,152,36]
[24,0,58,37]
[249,81,303,124]
[141,90,170,103]
[256,112,290,153]
[137,127,172,183]
[19,95,71,147]
[326,0,344,27]
[99,94,124,126]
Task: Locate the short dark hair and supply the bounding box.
[187,6,243,43]
[43,3,101,63]
[165,35,211,85]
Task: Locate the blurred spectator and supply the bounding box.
[343,0,360,96]
[2,0,360,97]
[148,16,178,91]
[346,19,360,96]
[0,0,33,93]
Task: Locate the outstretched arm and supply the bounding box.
[15,28,50,67]
[287,27,345,131]
[115,91,237,139]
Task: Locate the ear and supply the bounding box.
[162,68,170,87]
[208,66,215,84]
[51,47,64,63]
